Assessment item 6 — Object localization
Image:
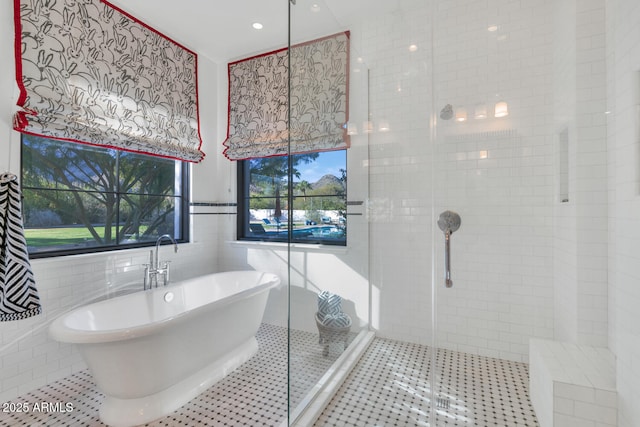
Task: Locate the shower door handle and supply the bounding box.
[437,211,461,288]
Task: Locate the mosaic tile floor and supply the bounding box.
[1,326,539,427]
[1,324,347,427]
[314,338,539,427]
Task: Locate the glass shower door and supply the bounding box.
[287,0,440,425]
[286,1,371,424]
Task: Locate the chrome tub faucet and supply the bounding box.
[143,234,179,290]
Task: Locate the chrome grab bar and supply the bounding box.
[437,211,461,288]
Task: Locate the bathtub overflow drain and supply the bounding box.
[164,292,174,302]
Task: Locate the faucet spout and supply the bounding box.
[154,234,178,271]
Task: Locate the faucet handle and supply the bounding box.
[161,261,171,286]
[142,263,151,290]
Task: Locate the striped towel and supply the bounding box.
[317,290,342,321]
[321,312,351,328]
[0,173,41,321]
[317,290,351,328]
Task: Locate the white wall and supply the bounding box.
[607,0,640,425]
[0,4,222,402]
[552,0,609,347]
[552,0,580,345]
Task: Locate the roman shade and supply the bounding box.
[223,31,350,160]
[13,0,205,163]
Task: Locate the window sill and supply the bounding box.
[226,240,349,254]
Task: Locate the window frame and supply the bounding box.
[236,155,347,246]
[20,135,190,259]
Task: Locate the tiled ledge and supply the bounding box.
[529,338,617,427]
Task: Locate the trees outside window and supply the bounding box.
[21,135,188,257]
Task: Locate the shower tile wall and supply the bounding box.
[552,0,609,348]
[607,0,640,425]
[356,4,434,346]
[433,0,557,363]
[350,0,556,363]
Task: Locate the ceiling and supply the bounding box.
[107,0,400,63]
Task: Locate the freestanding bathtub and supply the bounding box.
[49,270,281,427]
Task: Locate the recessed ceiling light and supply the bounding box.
[409,44,418,52]
[488,25,498,32]
[311,4,321,12]
[252,22,263,30]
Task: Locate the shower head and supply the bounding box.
[440,104,454,120]
[437,210,461,234]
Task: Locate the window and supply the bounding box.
[238,150,347,245]
[21,135,189,257]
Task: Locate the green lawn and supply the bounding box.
[25,226,131,247]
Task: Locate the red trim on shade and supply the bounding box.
[13,0,27,109]
[221,56,233,160]
[222,31,351,161]
[223,146,349,163]
[16,129,197,163]
[99,0,197,56]
[342,30,351,152]
[193,52,205,160]
[227,46,289,67]
[226,31,349,67]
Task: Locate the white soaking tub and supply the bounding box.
[49,270,281,427]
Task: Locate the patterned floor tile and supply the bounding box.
[313,338,539,427]
[1,327,538,427]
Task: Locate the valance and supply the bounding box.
[13,0,205,163]
[223,31,350,160]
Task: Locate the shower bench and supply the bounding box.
[529,338,617,427]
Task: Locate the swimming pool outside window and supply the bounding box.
[237,150,347,246]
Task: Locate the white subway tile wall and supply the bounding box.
[608,1,640,426]
[530,338,617,427]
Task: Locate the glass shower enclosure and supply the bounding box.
[287,0,554,425]
[285,1,371,422]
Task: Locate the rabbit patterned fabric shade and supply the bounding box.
[13,0,205,162]
[223,32,350,160]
